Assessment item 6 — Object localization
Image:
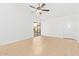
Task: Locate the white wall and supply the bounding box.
[41,3,79,40]
[0,3,33,45]
[76,16,79,41]
[0,3,79,45]
[41,15,77,38]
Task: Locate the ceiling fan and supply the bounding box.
[29,3,50,14]
[29,3,50,37]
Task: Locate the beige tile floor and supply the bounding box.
[0,36,79,56]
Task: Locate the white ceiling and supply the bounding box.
[25,3,79,18]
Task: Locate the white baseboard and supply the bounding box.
[0,40,20,46]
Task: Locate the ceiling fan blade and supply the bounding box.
[29,5,36,9]
[36,3,41,10]
[40,3,46,8]
[42,9,49,11]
